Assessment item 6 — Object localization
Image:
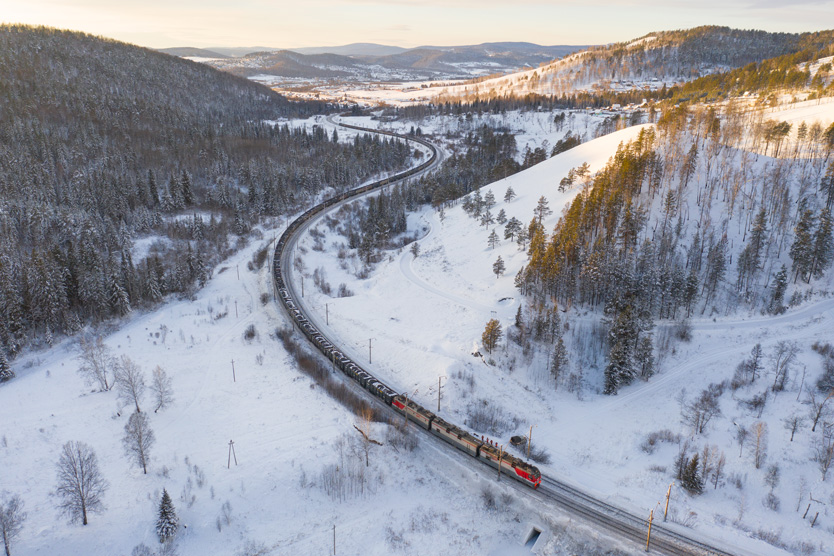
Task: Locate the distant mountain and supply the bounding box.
[288,43,408,57]
[158,47,228,58]
[208,46,278,57]
[197,41,590,83]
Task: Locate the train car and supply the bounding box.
[430,416,483,457]
[391,395,435,430]
[478,443,541,488]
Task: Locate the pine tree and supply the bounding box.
[681,453,704,494]
[179,170,194,206]
[0,349,13,383]
[503,186,516,203]
[504,217,521,241]
[484,190,496,210]
[156,489,178,543]
[109,273,131,317]
[737,208,767,293]
[635,335,655,380]
[550,337,569,388]
[492,256,505,278]
[488,229,500,249]
[810,209,834,280]
[534,196,552,224]
[770,265,788,314]
[604,295,639,395]
[481,319,502,354]
[496,208,507,225]
[790,208,816,283]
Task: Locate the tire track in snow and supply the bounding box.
[398,214,496,314]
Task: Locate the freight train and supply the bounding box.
[272,121,542,489]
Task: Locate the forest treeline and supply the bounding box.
[0,26,412,364]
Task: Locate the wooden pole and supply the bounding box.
[236,264,239,280]
[369,338,373,364]
[646,509,654,552]
[498,444,504,481]
[527,424,534,460]
[664,482,674,522]
[235,300,238,318]
[326,303,329,326]
[333,524,336,555]
[231,360,236,382]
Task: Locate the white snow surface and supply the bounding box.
[4,101,834,555]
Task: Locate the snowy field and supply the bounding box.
[4,100,834,556]
[290,105,834,555]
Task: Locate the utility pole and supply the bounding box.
[369,338,373,364]
[333,524,336,555]
[645,508,654,552]
[663,482,674,522]
[227,440,238,469]
[301,276,304,297]
[497,444,504,481]
[326,303,329,326]
[235,300,238,318]
[231,360,236,382]
[527,424,536,460]
[236,264,239,280]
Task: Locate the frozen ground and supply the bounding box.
[4,100,834,556]
[291,105,834,555]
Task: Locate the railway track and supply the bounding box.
[274,116,747,556]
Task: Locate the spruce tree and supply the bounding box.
[156,489,178,543]
[0,349,13,383]
[770,265,788,314]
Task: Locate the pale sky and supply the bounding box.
[1,0,833,50]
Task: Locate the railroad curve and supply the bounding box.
[273,117,747,556]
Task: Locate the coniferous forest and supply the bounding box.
[0,26,413,359]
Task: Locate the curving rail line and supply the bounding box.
[272,118,744,556]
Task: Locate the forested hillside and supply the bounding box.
[0,26,412,367]
[432,26,827,102]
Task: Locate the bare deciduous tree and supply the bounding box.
[115,356,146,413]
[353,407,382,467]
[682,388,721,434]
[150,366,174,412]
[812,423,834,481]
[55,441,108,525]
[712,452,726,489]
[734,423,748,458]
[805,389,834,432]
[0,493,26,556]
[750,421,768,469]
[77,336,116,391]
[783,414,804,441]
[123,412,155,474]
[770,340,799,393]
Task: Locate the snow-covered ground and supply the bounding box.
[2,226,627,555]
[4,99,834,556]
[289,105,834,555]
